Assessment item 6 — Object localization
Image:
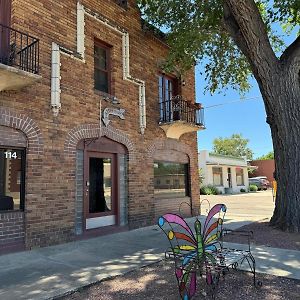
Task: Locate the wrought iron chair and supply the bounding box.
[158,203,261,299]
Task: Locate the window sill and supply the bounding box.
[0,210,24,214]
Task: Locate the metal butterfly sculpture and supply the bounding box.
[158,204,227,300]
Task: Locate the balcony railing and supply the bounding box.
[159,95,205,127]
[0,23,39,74]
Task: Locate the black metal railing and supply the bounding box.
[0,23,39,74]
[159,95,205,126]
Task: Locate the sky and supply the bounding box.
[195,71,272,159]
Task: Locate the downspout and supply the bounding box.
[51,42,61,117]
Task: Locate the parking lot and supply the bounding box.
[200,190,275,226]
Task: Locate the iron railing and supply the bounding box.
[0,23,39,74]
[159,95,205,126]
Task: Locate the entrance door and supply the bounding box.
[227,168,232,188]
[84,152,118,230]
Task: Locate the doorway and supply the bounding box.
[76,137,128,233]
[84,152,117,229]
[227,167,232,188]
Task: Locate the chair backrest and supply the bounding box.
[158,203,227,257]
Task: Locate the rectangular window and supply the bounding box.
[154,162,189,198]
[94,42,111,93]
[236,168,244,186]
[158,75,178,122]
[212,167,223,186]
[0,148,25,211]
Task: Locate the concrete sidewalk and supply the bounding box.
[0,217,299,300]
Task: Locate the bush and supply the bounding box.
[200,185,219,195]
[249,184,258,192]
[240,188,246,192]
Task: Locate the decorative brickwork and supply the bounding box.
[0,125,27,148]
[64,124,136,161]
[146,138,200,217]
[0,107,43,154]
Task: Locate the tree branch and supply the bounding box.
[281,35,300,65]
[223,0,279,77]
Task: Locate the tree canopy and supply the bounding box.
[212,134,253,160]
[137,0,299,94]
[256,151,274,160]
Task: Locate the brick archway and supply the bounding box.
[146,138,194,163]
[0,107,44,154]
[64,124,136,160]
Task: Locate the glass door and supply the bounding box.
[85,152,117,229]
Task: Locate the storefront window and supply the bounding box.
[0,148,25,211]
[154,162,189,198]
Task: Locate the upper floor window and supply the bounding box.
[0,148,25,212]
[94,41,111,93]
[158,74,178,122]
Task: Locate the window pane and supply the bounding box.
[89,157,112,214]
[94,46,107,70]
[154,162,189,198]
[0,148,24,211]
[212,167,223,186]
[95,69,109,93]
[236,168,244,185]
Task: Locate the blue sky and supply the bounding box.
[195,71,272,159]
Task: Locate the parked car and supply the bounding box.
[249,177,270,190]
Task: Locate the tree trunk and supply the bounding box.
[269,72,300,232]
[223,0,300,232]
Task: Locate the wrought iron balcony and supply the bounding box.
[0,23,41,91]
[159,95,205,139]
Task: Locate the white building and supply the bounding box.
[199,150,249,194]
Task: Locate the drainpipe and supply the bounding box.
[51,42,61,117]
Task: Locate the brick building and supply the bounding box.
[0,0,204,252]
[250,159,275,183]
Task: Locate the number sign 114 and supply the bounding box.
[4,152,18,159]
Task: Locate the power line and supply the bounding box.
[203,96,262,109]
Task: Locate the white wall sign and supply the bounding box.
[102,108,125,127]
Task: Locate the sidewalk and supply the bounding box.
[0,217,299,300]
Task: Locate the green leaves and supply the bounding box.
[256,151,274,160]
[212,133,254,160]
[137,0,299,95]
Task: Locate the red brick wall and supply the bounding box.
[0,212,25,249]
[0,0,200,248]
[250,159,275,182]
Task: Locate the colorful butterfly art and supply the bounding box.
[158,204,227,300]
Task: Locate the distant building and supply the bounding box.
[250,159,275,183]
[199,150,249,194]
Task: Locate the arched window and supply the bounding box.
[0,126,26,212]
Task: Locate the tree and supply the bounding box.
[256,151,274,160]
[212,134,253,160]
[138,0,300,232]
